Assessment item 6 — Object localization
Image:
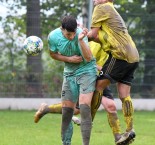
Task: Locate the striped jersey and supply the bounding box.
[91,2,139,63]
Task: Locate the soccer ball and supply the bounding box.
[23,36,43,56]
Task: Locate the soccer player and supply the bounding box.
[34,41,126,145]
[89,41,123,144]
[47,15,97,145]
[88,0,139,144]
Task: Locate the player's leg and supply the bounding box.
[101,87,122,143]
[101,55,138,145]
[91,78,110,122]
[78,73,96,145]
[34,103,62,123]
[91,90,103,121]
[116,61,138,145]
[61,101,75,145]
[34,102,74,145]
[73,90,105,126]
[72,101,81,125]
[73,101,80,115]
[61,75,79,145]
[117,83,136,144]
[79,93,93,145]
[34,101,80,123]
[62,122,73,145]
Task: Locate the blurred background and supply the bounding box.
[0,0,154,99]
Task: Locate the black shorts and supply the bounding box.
[98,54,139,86]
[103,87,114,100]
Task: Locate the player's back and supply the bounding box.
[92,2,139,63]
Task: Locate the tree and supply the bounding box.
[142,0,155,98]
[0,0,155,98]
[0,0,84,98]
[26,0,43,97]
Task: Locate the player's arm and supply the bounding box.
[78,28,93,62]
[87,27,100,42]
[48,33,83,63]
[49,51,83,63]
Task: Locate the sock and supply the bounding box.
[121,96,134,132]
[80,104,92,145]
[107,112,121,141]
[48,103,62,113]
[91,90,103,121]
[62,122,73,145]
[61,107,74,145]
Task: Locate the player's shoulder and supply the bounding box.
[49,28,61,37]
[95,2,114,11]
[48,28,62,41]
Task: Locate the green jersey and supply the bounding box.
[48,27,97,76]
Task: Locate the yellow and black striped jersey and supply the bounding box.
[89,41,109,67]
[91,2,139,63]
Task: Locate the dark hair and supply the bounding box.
[61,15,77,32]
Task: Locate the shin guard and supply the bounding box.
[107,112,121,140]
[48,103,62,113]
[91,90,103,121]
[122,96,134,132]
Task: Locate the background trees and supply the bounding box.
[26,0,43,97]
[0,0,154,98]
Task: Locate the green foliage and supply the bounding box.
[0,0,155,97]
[41,0,83,35]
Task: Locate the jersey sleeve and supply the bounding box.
[91,5,110,28]
[48,32,58,52]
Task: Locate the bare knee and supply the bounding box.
[62,100,75,109]
[101,97,117,113]
[117,83,131,99]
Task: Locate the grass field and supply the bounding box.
[0,110,155,145]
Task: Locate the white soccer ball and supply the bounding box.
[23,36,43,56]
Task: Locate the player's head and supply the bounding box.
[93,0,114,5]
[61,15,77,32]
[61,15,77,40]
[108,0,114,2]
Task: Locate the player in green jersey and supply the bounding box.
[34,41,125,145]
[48,15,97,145]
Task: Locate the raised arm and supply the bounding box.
[78,28,93,62]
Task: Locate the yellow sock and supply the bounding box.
[122,96,134,132]
[107,112,121,140]
[48,103,62,113]
[91,90,103,121]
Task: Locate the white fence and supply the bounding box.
[0,98,155,111]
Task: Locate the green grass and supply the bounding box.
[0,110,155,145]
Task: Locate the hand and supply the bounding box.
[68,55,83,63]
[78,28,88,40]
[97,65,102,71]
[87,28,100,42]
[87,31,93,39]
